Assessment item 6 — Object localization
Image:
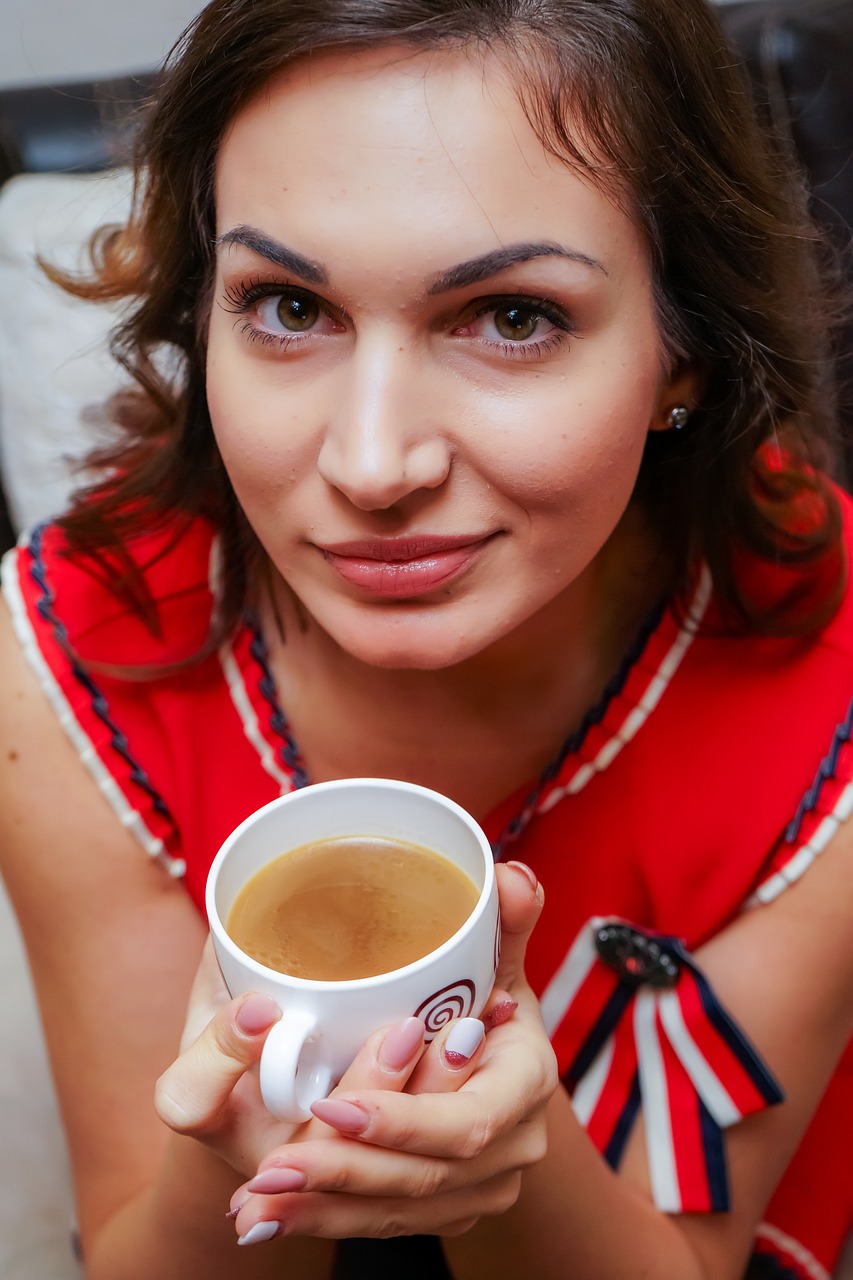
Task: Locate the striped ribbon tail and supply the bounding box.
[553,919,784,1214]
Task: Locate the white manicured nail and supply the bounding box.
[443,1017,485,1067]
[238,1220,281,1246]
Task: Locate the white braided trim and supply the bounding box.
[539,565,713,812]
[218,638,294,792]
[1,541,186,877]
[208,534,295,794]
[754,1223,830,1280]
[746,778,853,908]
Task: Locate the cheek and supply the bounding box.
[206,351,314,497]
[476,386,652,519]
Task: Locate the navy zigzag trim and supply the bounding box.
[245,614,310,789]
[27,524,179,840]
[784,695,853,845]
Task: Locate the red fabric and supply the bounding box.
[6,497,853,1275]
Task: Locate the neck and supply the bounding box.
[259,507,671,818]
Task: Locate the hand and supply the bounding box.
[228,861,558,1246]
[154,940,491,1181]
[154,936,297,1176]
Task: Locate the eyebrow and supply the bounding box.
[216,226,606,292]
[217,225,327,285]
[426,242,607,294]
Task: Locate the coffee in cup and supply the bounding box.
[206,778,499,1122]
[226,835,481,980]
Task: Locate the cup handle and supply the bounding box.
[259,1008,333,1123]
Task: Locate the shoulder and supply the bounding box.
[3,515,219,669]
[0,516,223,883]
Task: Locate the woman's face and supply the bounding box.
[207,46,686,670]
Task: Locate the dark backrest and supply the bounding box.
[718,0,853,482]
[0,73,156,178]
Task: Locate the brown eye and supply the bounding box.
[276,293,320,331]
[493,306,539,341]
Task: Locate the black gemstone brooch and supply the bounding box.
[594,922,682,988]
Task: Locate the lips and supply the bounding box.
[317,534,494,598]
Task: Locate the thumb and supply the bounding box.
[155,992,280,1136]
[179,933,232,1053]
[494,860,544,991]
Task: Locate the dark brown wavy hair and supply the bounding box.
[54,0,846,645]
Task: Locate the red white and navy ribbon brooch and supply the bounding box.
[540,918,784,1213]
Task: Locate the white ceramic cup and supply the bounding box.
[206,777,500,1123]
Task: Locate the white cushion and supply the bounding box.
[0,170,133,532]
[0,881,81,1279]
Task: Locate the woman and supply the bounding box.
[0,1,850,1277]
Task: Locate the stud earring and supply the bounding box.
[666,405,691,430]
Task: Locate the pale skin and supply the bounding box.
[0,41,851,1280]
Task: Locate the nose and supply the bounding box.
[317,334,452,510]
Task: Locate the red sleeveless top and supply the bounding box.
[3,502,852,1279]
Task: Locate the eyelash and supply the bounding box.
[220,278,575,359]
[221,278,336,352]
[463,295,575,359]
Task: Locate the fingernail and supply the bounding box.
[228,1189,251,1217]
[483,998,518,1030]
[236,994,281,1036]
[310,1097,369,1134]
[379,1017,424,1073]
[246,1167,307,1194]
[237,1220,282,1246]
[506,861,539,893]
[443,1017,485,1068]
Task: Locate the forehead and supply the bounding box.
[214,45,647,284]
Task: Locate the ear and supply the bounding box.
[649,361,708,433]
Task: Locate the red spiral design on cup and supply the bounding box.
[415,979,476,1038]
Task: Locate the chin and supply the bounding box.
[338,634,476,672]
[318,607,488,672]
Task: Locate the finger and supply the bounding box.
[155,992,280,1135]
[327,1016,426,1097]
[308,1013,555,1167]
[494,861,544,992]
[405,984,520,1094]
[236,1109,535,1205]
[231,1171,521,1244]
[406,1016,486,1094]
[293,1017,425,1142]
[480,986,519,1031]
